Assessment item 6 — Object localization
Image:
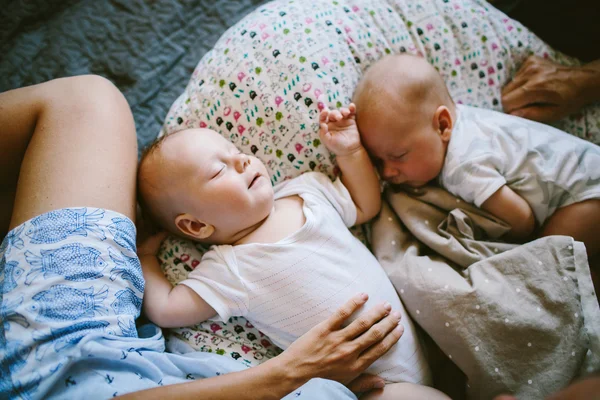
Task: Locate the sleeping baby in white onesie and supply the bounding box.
[353,54,600,285]
[137,105,446,398]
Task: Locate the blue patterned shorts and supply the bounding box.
[0,208,356,400]
[0,208,143,397]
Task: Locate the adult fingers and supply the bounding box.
[346,374,385,395]
[509,104,560,123]
[502,72,529,99]
[358,322,404,367]
[501,84,535,113]
[353,311,401,350]
[501,84,557,114]
[501,56,546,99]
[502,56,560,110]
[323,293,369,331]
[502,57,538,96]
[341,302,392,339]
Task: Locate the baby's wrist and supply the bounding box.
[334,145,367,160]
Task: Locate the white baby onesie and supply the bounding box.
[440,104,600,225]
[181,172,431,385]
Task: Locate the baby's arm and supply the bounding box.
[319,103,381,225]
[138,233,216,328]
[481,185,536,240]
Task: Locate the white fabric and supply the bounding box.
[440,105,600,225]
[180,172,431,384]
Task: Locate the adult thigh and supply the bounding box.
[8,75,138,228]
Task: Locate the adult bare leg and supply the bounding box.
[0,75,138,234]
[0,188,16,239]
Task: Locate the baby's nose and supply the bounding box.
[381,165,401,181]
[235,153,251,172]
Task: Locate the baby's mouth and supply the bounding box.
[249,173,261,188]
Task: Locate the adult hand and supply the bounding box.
[276,293,404,394]
[502,56,599,123]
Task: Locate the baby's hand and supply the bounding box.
[137,231,169,258]
[319,103,362,157]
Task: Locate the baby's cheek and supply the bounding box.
[408,161,432,181]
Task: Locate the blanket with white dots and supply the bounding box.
[373,185,600,399]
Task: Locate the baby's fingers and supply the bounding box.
[340,107,350,118]
[137,231,169,257]
[348,103,357,116]
[319,123,331,140]
[329,110,343,122]
[320,109,330,123]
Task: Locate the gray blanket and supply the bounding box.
[0,0,266,155]
[371,185,600,399]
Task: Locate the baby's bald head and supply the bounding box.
[137,129,215,233]
[353,55,456,186]
[138,128,274,243]
[354,54,454,123]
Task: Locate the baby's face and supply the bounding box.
[359,104,448,187]
[169,129,273,237]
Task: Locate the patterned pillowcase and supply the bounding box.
[160,0,598,182]
[158,0,600,363]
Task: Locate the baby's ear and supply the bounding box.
[434,105,453,142]
[175,214,215,240]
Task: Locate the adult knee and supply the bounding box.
[65,74,119,96]
[45,75,138,148]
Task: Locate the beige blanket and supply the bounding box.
[371,185,600,399]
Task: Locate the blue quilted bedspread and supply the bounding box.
[0,0,267,154]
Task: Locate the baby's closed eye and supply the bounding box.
[391,152,408,161]
[211,166,225,179]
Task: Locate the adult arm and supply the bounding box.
[117,292,404,400]
[502,56,600,123]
